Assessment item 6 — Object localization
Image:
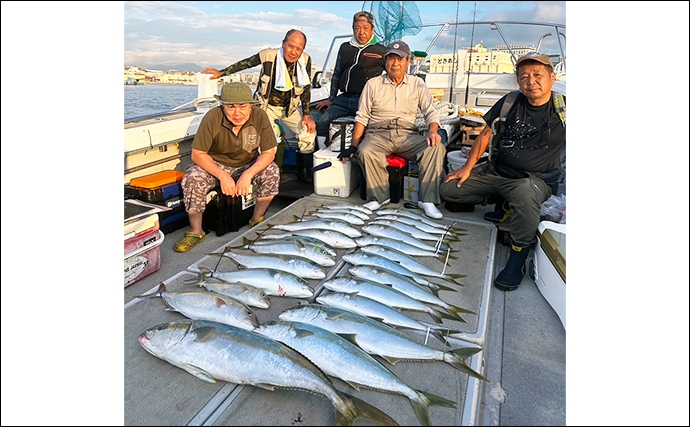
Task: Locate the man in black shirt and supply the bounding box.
[314,11,385,145]
[440,52,565,291]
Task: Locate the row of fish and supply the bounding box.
[138,202,484,426]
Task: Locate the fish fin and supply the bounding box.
[379,355,403,365]
[428,309,444,324]
[293,215,301,221]
[293,329,316,339]
[192,326,219,343]
[447,348,489,382]
[418,389,457,408]
[134,283,165,302]
[339,391,400,426]
[214,297,227,307]
[432,282,456,292]
[443,308,467,323]
[335,333,360,346]
[342,380,363,391]
[183,363,217,384]
[254,383,276,391]
[182,270,205,286]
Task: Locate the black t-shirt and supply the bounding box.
[483,92,565,184]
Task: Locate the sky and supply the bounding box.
[1,2,689,426]
[124,1,567,71]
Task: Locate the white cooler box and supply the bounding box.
[532,221,566,329]
[313,147,360,198]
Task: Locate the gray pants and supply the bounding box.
[358,127,446,204]
[182,160,280,213]
[439,163,552,246]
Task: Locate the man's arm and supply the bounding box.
[234,147,277,196]
[202,53,261,79]
[190,148,238,195]
[444,125,492,187]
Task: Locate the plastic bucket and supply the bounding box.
[446,150,468,171]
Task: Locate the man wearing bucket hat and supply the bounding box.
[338,40,445,219]
[203,29,316,184]
[440,52,566,291]
[313,11,385,147]
[174,82,280,252]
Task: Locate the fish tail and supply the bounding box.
[134,282,164,304]
[449,303,477,316]
[182,269,205,286]
[336,392,399,426]
[443,307,467,323]
[447,348,489,382]
[410,389,457,426]
[432,282,457,292]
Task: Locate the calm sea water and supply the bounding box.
[124,84,219,119]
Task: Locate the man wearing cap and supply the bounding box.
[173,82,280,252]
[202,29,316,184]
[338,40,445,219]
[440,52,566,291]
[314,11,385,146]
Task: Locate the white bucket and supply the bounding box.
[446,150,487,171]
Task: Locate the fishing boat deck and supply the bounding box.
[124,190,565,426]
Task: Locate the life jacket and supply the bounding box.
[488,90,565,160]
[255,48,311,117]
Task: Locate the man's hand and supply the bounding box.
[337,145,357,162]
[202,68,221,80]
[444,166,471,188]
[302,116,316,133]
[315,100,332,111]
[426,130,442,147]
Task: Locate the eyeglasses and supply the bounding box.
[222,103,252,111]
[285,42,304,54]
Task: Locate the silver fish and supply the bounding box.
[308,212,365,226]
[278,305,487,381]
[256,320,456,426]
[227,237,336,267]
[313,207,370,221]
[349,266,476,321]
[355,235,454,261]
[368,219,458,244]
[359,245,466,285]
[361,224,441,252]
[376,215,463,238]
[261,229,358,249]
[209,251,326,280]
[341,251,456,292]
[190,267,314,298]
[316,292,463,341]
[322,277,456,324]
[321,203,373,215]
[273,219,362,238]
[252,235,337,256]
[139,320,399,426]
[140,283,259,330]
[377,208,467,232]
[184,275,270,309]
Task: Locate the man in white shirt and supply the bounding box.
[338,40,445,219]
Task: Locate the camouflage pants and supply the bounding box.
[182,160,280,213]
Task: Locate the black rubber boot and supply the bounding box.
[484,196,513,223]
[494,242,532,291]
[299,152,313,184]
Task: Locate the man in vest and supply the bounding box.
[314,11,385,147]
[203,30,316,183]
[440,52,566,291]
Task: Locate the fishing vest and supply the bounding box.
[256,48,311,117]
[337,43,385,96]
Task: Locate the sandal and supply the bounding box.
[174,232,206,253]
[249,216,266,228]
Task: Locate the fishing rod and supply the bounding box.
[464,1,478,107]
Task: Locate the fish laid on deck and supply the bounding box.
[272,219,362,238]
[139,320,399,426]
[261,229,358,249]
[255,320,456,426]
[208,251,327,279]
[356,235,456,261]
[359,245,466,285]
[137,283,259,330]
[225,237,336,267]
[189,267,315,298]
[278,304,488,382]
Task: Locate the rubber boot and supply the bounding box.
[296,151,306,182]
[484,196,513,223]
[494,242,532,291]
[299,152,313,184]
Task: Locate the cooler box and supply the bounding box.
[313,146,360,198]
[533,221,566,329]
[126,170,187,233]
[124,231,164,287]
[124,219,161,255]
[203,187,256,236]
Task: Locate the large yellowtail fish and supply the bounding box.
[224,237,336,267]
[207,251,326,279]
[279,304,488,382]
[139,320,399,426]
[359,245,466,285]
[272,219,362,238]
[261,229,357,249]
[256,320,456,426]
